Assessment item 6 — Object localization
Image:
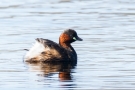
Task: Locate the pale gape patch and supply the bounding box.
[25,41,48,59]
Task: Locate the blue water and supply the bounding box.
[0,0,135,89]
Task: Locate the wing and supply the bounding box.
[24,38,66,62]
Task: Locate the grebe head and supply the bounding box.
[59,29,83,45]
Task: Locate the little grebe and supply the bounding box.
[24,29,82,62]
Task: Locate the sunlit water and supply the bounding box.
[0,0,135,89]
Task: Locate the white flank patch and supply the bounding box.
[25,41,47,59]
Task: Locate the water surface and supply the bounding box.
[0,0,135,89]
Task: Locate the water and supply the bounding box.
[0,0,135,89]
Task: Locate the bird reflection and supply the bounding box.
[26,61,77,81]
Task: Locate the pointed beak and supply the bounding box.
[76,36,83,41]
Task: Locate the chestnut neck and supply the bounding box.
[59,33,72,49]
